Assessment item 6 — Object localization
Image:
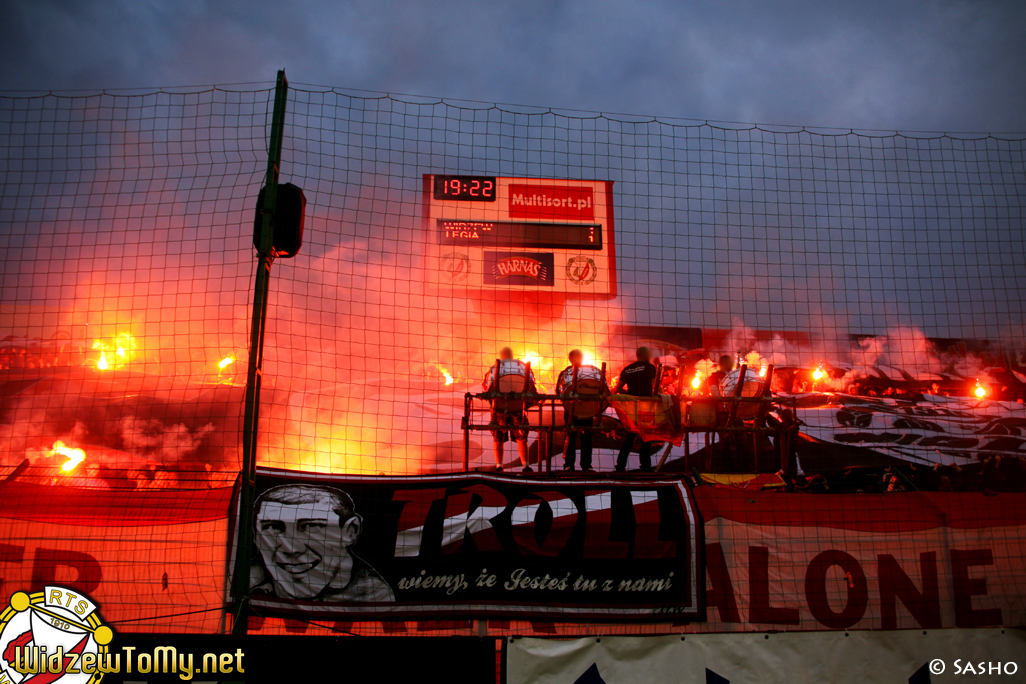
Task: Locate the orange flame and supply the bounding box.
[691,372,702,389]
[51,440,86,473]
[812,367,825,381]
[219,355,235,370]
[92,333,136,370]
[758,365,767,377]
[434,364,454,386]
[520,350,557,392]
[974,380,987,398]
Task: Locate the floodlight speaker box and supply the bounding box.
[253,182,306,257]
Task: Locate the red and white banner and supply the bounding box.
[0,481,232,633]
[507,630,1026,683]
[608,394,683,446]
[0,477,1023,638]
[694,487,1026,631]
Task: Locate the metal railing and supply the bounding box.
[461,363,800,477]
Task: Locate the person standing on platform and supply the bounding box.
[612,346,658,473]
[483,347,536,473]
[556,349,607,472]
[708,355,734,395]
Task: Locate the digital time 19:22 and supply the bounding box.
[433,176,497,201]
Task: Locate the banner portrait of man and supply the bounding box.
[250,484,395,602]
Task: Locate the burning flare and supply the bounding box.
[691,372,702,389]
[519,350,556,392]
[51,440,86,473]
[434,364,454,386]
[92,333,136,370]
[520,351,544,389]
[974,379,987,399]
[218,355,235,370]
[758,365,767,378]
[812,366,825,381]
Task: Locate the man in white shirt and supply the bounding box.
[483,347,536,473]
[556,349,607,472]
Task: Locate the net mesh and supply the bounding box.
[267,86,1026,475]
[0,83,1024,636]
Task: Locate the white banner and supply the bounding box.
[694,488,1026,632]
[507,630,1026,684]
[700,523,1026,632]
[794,393,1026,466]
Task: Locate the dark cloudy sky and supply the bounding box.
[2,0,1025,132]
[1,0,1024,472]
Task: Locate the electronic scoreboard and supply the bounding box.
[424,175,616,295]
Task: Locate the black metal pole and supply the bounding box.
[464,393,471,472]
[231,69,288,635]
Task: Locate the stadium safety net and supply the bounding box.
[0,82,1024,636]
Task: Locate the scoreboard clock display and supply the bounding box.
[424,175,616,296]
[433,175,497,201]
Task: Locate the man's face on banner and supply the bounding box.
[255,495,355,599]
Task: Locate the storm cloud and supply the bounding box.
[1,0,1024,132]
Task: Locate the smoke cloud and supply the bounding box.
[120,417,215,463]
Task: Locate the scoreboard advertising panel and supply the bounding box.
[424,175,616,295]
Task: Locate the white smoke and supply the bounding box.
[119,417,215,463]
[0,394,79,466]
[707,319,1007,393]
[722,317,807,367]
[694,358,717,378]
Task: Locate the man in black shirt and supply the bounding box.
[612,346,657,473]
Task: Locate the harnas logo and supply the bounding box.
[494,257,546,280]
[484,252,555,287]
[0,586,113,684]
